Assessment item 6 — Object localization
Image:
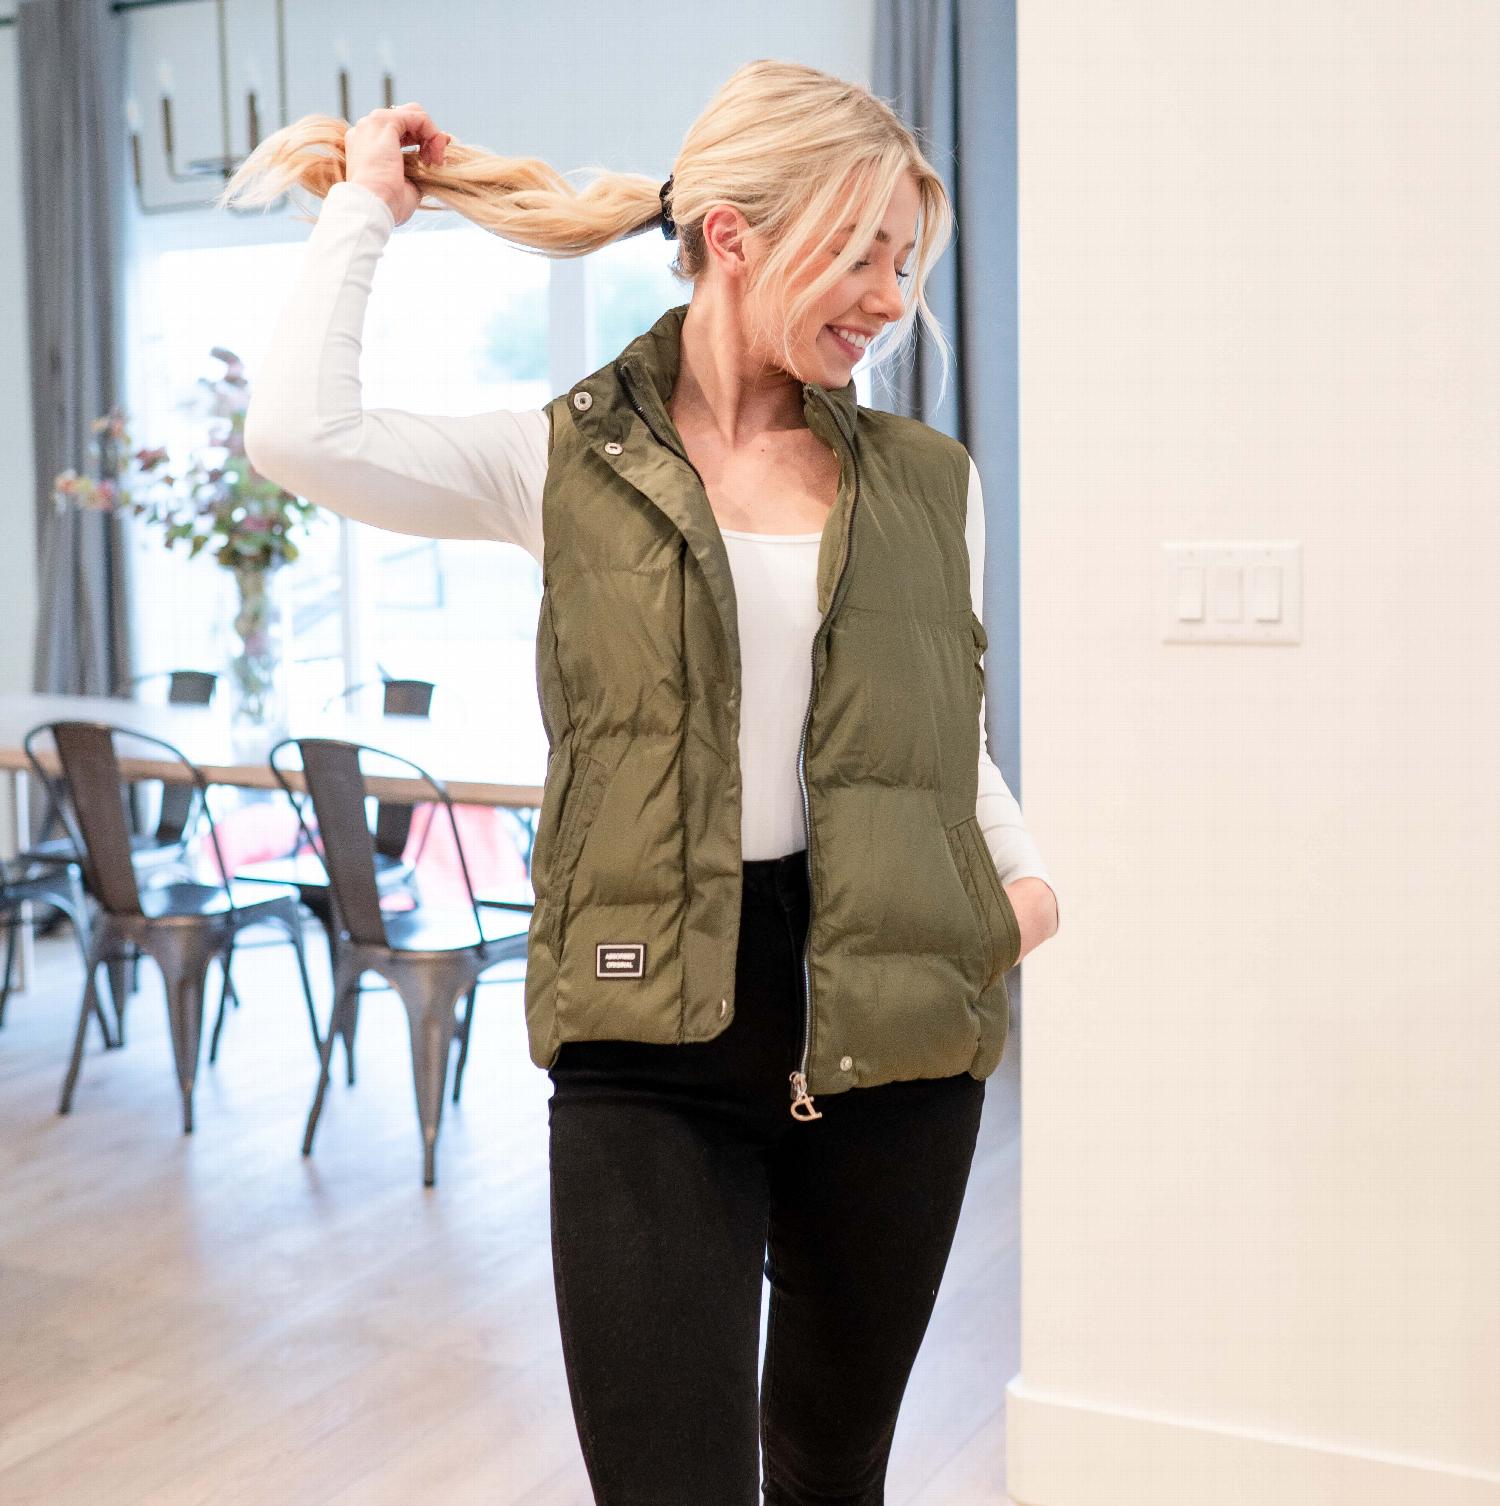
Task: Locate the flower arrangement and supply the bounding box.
[53,348,321,728]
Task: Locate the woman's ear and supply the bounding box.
[701,204,753,275]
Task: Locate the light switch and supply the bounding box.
[1162,542,1301,644]
[1175,565,1205,620]
[1250,564,1282,621]
[1211,564,1243,621]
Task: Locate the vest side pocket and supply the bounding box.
[545,749,611,955]
[946,813,1020,1079]
[944,814,1022,991]
[528,743,573,897]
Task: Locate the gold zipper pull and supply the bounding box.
[789,1071,822,1121]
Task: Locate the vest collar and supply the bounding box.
[565,301,862,679]
[612,302,860,449]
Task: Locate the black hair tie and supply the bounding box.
[659,174,678,241]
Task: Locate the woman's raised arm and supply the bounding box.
[242,178,547,562]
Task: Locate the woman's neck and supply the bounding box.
[673,292,807,446]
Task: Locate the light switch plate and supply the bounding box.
[1162,542,1302,644]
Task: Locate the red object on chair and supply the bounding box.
[404,802,530,908]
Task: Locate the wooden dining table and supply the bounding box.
[0,690,550,990]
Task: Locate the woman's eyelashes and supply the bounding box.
[851,257,911,281]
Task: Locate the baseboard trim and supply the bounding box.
[1005,1374,1500,1506]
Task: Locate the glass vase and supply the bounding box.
[224,562,290,738]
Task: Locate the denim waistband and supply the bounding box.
[741,848,809,908]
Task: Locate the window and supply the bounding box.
[132,219,553,725]
[129,209,866,729]
[586,227,686,367]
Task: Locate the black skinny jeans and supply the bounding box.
[546,849,988,1505]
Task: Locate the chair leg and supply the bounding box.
[56,871,114,1048]
[104,948,133,1047]
[0,915,16,1029]
[396,978,466,1188]
[160,958,211,1136]
[58,934,111,1115]
[452,984,478,1104]
[89,975,114,1052]
[276,904,322,1059]
[342,987,361,1087]
[208,939,235,1066]
[104,948,133,1018]
[306,902,355,1084]
[302,952,362,1158]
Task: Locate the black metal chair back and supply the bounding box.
[269,735,482,951]
[143,672,219,844]
[26,671,221,858]
[24,721,234,920]
[122,669,219,707]
[371,681,435,861]
[319,678,436,864]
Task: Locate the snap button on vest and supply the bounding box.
[572,390,592,410]
[604,441,622,454]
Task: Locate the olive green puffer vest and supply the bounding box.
[524,303,1020,1119]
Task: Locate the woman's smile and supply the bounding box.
[824,324,874,362]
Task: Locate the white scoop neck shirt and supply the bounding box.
[243,180,1058,925]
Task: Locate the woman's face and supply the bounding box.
[780,171,920,387]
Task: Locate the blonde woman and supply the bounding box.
[225,58,1059,1505]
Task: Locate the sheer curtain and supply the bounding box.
[19,0,135,699]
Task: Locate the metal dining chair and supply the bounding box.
[269,736,531,1187]
[20,669,220,1022]
[233,678,436,1009]
[24,720,320,1133]
[0,856,113,1047]
[22,670,219,872]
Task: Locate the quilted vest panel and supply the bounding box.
[524,303,1020,1117]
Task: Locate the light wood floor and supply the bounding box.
[0,918,1022,1504]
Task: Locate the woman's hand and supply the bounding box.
[344,103,452,227]
[1004,876,1060,966]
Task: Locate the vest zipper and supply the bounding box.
[618,364,859,1121]
[619,364,697,474]
[790,383,860,1122]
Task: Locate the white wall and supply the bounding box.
[1008,2,1500,1502]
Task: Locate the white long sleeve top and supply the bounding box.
[243,180,1059,924]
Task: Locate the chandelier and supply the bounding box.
[128,0,398,215]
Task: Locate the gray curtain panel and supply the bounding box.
[19,0,134,700]
[872,0,1022,797]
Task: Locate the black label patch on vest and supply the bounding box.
[596,942,645,979]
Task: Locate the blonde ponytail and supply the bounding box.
[215,113,665,257]
[218,59,955,392]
